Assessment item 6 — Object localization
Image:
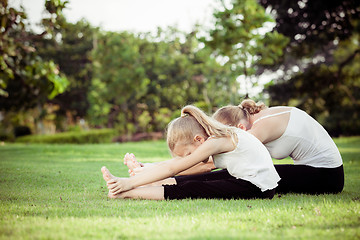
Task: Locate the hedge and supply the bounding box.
[15,129,117,144]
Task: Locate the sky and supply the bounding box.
[9,0,217,33]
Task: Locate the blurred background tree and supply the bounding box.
[0,0,69,137]
[260,0,360,136]
[34,19,98,130]
[1,0,359,142]
[88,28,232,136]
[205,0,289,102]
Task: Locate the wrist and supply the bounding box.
[124,178,134,191]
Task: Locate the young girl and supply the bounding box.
[101,105,280,200]
[212,99,344,194]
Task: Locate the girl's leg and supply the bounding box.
[141,178,176,187]
[174,169,231,184]
[275,164,344,194]
[102,166,120,181]
[164,177,274,200]
[103,167,273,200]
[110,186,165,200]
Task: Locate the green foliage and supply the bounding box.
[35,19,97,118]
[0,0,69,111]
[15,128,116,144]
[260,0,360,56]
[205,0,289,99]
[263,0,360,136]
[0,137,359,239]
[87,28,232,134]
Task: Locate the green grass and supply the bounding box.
[0,137,359,239]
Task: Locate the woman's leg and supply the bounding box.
[275,164,344,194]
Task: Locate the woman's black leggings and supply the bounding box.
[163,170,275,200]
[274,164,344,194]
[163,165,344,199]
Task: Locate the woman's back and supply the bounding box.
[261,107,342,168]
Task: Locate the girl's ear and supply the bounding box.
[193,135,205,143]
[237,123,247,131]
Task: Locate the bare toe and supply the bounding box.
[101,166,114,182]
[108,190,117,199]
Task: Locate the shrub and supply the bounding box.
[15,128,116,144]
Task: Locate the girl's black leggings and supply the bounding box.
[163,170,275,200]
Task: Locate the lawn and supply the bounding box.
[0,137,359,239]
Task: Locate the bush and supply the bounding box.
[15,128,116,144]
[0,131,14,142]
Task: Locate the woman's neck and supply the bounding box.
[248,110,265,128]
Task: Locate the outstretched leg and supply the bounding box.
[111,186,165,200]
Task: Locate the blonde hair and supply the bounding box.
[166,105,237,151]
[213,99,267,126]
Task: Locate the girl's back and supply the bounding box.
[213,128,280,192]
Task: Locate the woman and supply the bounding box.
[213,99,344,194]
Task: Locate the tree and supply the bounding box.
[88,31,149,132]
[261,0,360,135]
[0,0,69,112]
[87,27,232,134]
[204,0,289,102]
[34,19,98,120]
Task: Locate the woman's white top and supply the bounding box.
[256,107,343,168]
[213,128,281,192]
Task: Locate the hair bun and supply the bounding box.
[240,99,266,115]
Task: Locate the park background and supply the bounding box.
[1,0,360,239]
[1,0,360,142]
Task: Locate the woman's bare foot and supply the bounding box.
[124,153,142,176]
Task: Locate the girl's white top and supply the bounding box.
[259,107,343,168]
[213,128,281,192]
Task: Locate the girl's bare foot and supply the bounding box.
[108,190,117,199]
[123,153,142,176]
[101,166,119,182]
[108,190,129,199]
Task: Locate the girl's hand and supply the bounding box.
[107,178,132,195]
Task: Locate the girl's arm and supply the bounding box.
[176,157,216,175]
[108,137,234,194]
[131,157,216,176]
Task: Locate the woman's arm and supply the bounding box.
[248,114,289,144]
[108,137,234,194]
